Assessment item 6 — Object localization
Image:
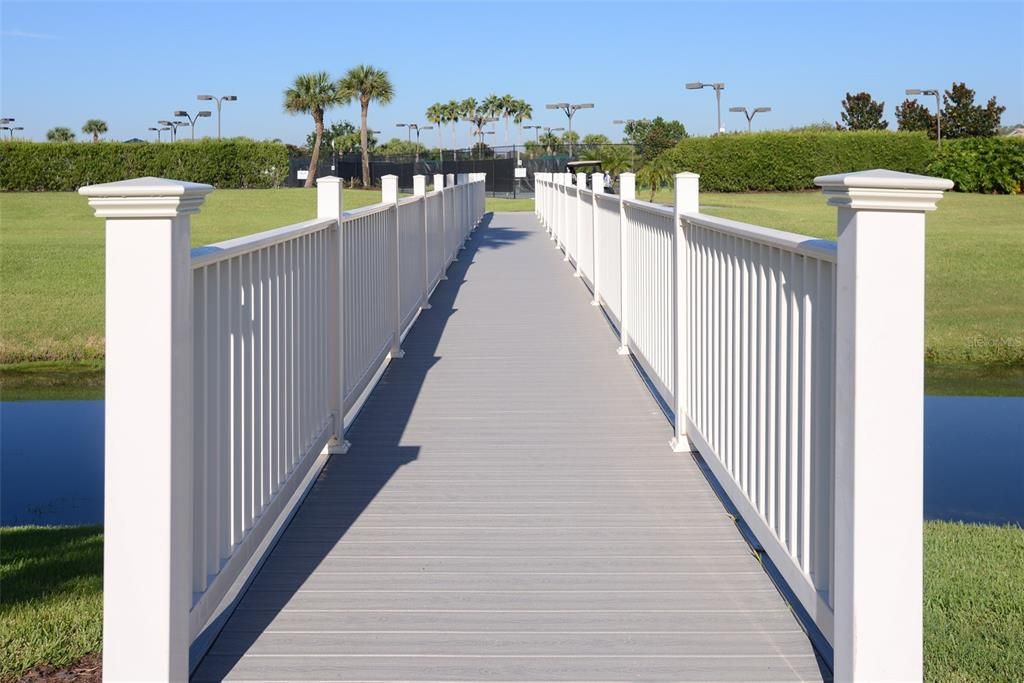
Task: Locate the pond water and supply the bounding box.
[1,397,1021,527]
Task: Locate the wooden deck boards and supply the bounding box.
[193,212,824,682]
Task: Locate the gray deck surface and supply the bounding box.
[194,212,824,682]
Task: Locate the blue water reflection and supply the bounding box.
[1,396,1021,527]
[1,400,104,526]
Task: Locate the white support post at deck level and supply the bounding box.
[816,169,952,682]
[382,174,405,359]
[413,175,431,310]
[318,176,350,455]
[670,172,699,452]
[574,171,587,275]
[590,172,603,306]
[616,172,635,355]
[80,176,213,681]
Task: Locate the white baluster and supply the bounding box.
[671,173,699,452]
[317,176,350,455]
[381,174,404,359]
[617,172,635,355]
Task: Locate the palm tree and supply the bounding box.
[46,127,75,142]
[284,71,345,188]
[338,64,394,188]
[499,94,517,145]
[512,99,532,146]
[459,98,478,147]
[82,119,108,142]
[425,102,447,160]
[445,99,461,151]
[482,94,502,138]
[637,155,674,201]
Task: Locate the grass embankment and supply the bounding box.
[0,526,103,681]
[1,522,1019,680]
[1,190,1020,396]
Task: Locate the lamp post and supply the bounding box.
[728,106,771,133]
[1,125,24,139]
[524,124,542,141]
[174,110,212,140]
[545,102,594,156]
[148,126,170,142]
[543,126,564,155]
[906,88,942,148]
[686,81,726,134]
[196,95,237,139]
[158,120,188,142]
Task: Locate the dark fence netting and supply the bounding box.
[285,144,637,197]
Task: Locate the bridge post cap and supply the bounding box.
[815,169,953,212]
[79,176,213,218]
[674,172,700,179]
[316,175,342,185]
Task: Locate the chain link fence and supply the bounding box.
[286,144,638,197]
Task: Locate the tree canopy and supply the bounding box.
[623,117,688,161]
[941,82,1005,138]
[836,92,888,130]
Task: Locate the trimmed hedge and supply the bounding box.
[0,140,289,191]
[659,131,934,192]
[927,137,1024,194]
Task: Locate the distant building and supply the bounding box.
[1005,128,1024,137]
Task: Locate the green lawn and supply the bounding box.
[1,190,1021,395]
[0,526,103,681]
[2,521,1018,680]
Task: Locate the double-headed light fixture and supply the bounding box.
[545,102,593,154]
[0,117,24,139]
[728,106,772,132]
[175,110,212,140]
[197,95,237,139]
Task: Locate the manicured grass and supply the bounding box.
[924,521,1024,682]
[1,521,1017,680]
[487,196,534,212]
[0,525,103,681]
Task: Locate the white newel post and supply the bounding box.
[590,172,603,306]
[574,171,587,273]
[382,174,404,358]
[317,176,350,454]
[80,177,212,681]
[617,172,636,355]
[413,175,431,310]
[815,170,951,682]
[670,172,699,452]
[433,173,445,192]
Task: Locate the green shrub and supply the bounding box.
[926,137,1024,194]
[0,140,290,191]
[660,131,934,192]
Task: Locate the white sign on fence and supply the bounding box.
[297,170,309,180]
[515,167,527,178]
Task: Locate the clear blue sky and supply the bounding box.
[2,1,1022,145]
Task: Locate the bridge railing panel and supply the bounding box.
[82,172,486,678]
[533,168,952,680]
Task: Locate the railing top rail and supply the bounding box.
[623,197,674,218]
[343,201,393,220]
[398,196,421,207]
[425,189,442,198]
[579,188,594,198]
[594,192,620,204]
[191,217,336,269]
[683,211,837,263]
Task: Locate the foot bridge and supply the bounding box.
[81,167,951,681]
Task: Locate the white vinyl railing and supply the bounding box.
[81,171,486,681]
[535,168,952,681]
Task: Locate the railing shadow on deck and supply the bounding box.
[194,213,529,677]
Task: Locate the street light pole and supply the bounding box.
[906,88,942,148]
[175,110,212,141]
[728,106,772,133]
[545,102,594,156]
[685,82,726,134]
[197,95,237,139]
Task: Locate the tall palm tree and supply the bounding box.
[425,102,446,160]
[499,94,517,145]
[459,98,478,147]
[482,94,502,138]
[284,71,344,188]
[512,99,532,146]
[82,119,108,142]
[445,99,461,151]
[338,64,394,188]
